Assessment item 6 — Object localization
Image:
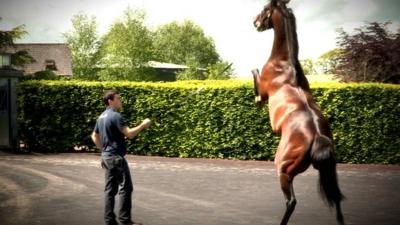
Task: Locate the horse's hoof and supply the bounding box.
[255,96,263,107]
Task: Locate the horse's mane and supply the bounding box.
[277,4,310,91]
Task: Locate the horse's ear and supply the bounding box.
[272,0,290,7]
[276,0,290,8]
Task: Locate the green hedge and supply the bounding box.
[17,80,400,164]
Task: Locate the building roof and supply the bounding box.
[147,61,189,70]
[2,43,72,76]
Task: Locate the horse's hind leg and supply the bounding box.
[279,173,296,225]
[335,200,345,225]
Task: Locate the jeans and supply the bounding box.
[101,155,134,225]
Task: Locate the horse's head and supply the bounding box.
[253,0,290,32]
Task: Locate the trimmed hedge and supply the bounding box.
[17,80,400,164]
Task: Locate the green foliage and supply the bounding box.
[0,19,35,68]
[310,83,400,164]
[98,8,156,81]
[205,61,234,80]
[62,9,233,81]
[31,70,59,80]
[317,48,342,74]
[153,20,234,80]
[21,70,59,82]
[63,13,101,80]
[17,80,103,152]
[300,58,316,75]
[153,20,220,68]
[176,57,204,80]
[0,22,27,49]
[17,80,400,164]
[10,50,35,66]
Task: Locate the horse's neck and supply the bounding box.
[270,21,289,61]
[268,14,310,91]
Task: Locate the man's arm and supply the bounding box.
[91,132,102,150]
[121,118,151,139]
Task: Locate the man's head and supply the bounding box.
[103,89,122,111]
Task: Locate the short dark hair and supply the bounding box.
[103,89,119,106]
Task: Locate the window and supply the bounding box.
[45,59,57,70]
[0,54,11,68]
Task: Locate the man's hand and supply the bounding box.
[91,132,102,150]
[122,118,151,139]
[141,118,151,128]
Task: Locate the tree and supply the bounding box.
[63,13,101,80]
[205,61,234,80]
[300,58,316,75]
[335,21,400,83]
[176,56,203,80]
[0,26,25,49]
[154,20,234,80]
[317,49,342,74]
[153,20,220,68]
[0,18,35,68]
[98,8,156,81]
[177,59,234,80]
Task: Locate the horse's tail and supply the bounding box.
[311,134,344,207]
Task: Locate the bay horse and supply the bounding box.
[252,0,345,224]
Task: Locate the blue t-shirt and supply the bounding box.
[94,107,127,156]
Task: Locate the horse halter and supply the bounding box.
[263,6,274,29]
[254,5,274,31]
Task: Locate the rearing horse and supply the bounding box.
[252,1,345,224]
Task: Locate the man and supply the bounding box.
[91,90,151,225]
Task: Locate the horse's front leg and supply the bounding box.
[251,69,268,107]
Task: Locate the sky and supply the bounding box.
[0,0,399,79]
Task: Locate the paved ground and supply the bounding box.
[0,151,399,225]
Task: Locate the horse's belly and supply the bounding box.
[268,99,299,133]
[268,86,309,133]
